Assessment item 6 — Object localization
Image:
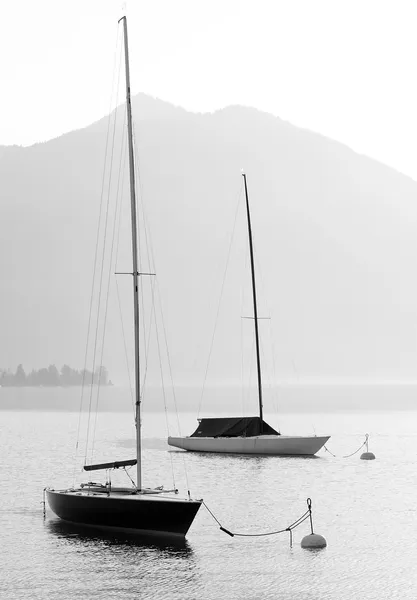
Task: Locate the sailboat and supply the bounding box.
[168,173,330,456]
[45,16,202,537]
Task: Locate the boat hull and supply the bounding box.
[46,489,202,537]
[168,435,330,456]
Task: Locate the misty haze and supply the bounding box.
[2,94,417,395]
[3,4,417,597]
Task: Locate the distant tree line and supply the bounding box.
[0,364,112,387]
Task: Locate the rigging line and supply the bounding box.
[152,277,182,437]
[198,181,244,419]
[139,277,157,398]
[240,232,250,415]
[114,120,127,270]
[132,123,145,272]
[252,248,280,418]
[267,317,281,421]
[135,186,150,394]
[133,123,176,488]
[132,121,146,239]
[130,115,173,484]
[131,122,157,397]
[132,120,169,389]
[90,82,129,463]
[73,25,122,481]
[240,297,245,416]
[123,466,137,488]
[115,277,135,413]
[134,180,187,487]
[153,277,191,493]
[86,38,124,464]
[133,145,156,398]
[130,122,150,396]
[132,116,158,400]
[253,249,279,416]
[240,239,251,414]
[84,32,124,465]
[132,124,153,370]
[145,273,188,487]
[131,121,186,492]
[131,122,151,394]
[112,124,135,415]
[93,104,126,381]
[134,203,180,487]
[127,113,158,429]
[139,281,148,392]
[259,335,270,410]
[150,282,177,491]
[138,266,156,396]
[242,235,257,410]
[112,117,135,415]
[245,327,257,412]
[258,325,279,424]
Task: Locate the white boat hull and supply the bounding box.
[168,434,330,456]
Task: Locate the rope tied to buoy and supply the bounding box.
[323,445,337,457]
[203,497,315,547]
[323,433,370,458]
[342,433,369,458]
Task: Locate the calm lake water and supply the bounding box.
[1,394,417,599]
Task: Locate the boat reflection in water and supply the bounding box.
[46,517,192,552]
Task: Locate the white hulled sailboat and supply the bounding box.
[168,174,330,456]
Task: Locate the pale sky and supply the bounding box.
[2,0,417,179]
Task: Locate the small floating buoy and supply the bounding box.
[360,434,375,460]
[301,498,327,550]
[301,533,327,549]
[360,451,375,460]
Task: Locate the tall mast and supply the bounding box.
[120,16,142,490]
[242,173,263,426]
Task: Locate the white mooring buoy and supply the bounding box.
[300,498,327,550]
[360,434,376,460]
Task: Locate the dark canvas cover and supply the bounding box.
[190,416,279,438]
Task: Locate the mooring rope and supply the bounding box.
[323,433,370,459]
[203,498,314,546]
[323,445,337,457]
[341,434,369,458]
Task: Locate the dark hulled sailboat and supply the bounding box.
[46,17,202,537]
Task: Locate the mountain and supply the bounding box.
[2,93,417,390]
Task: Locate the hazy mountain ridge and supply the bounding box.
[2,94,417,391]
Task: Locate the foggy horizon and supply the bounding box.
[3,92,417,389]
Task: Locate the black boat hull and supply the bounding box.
[46,489,202,537]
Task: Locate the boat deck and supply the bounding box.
[49,487,193,503]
